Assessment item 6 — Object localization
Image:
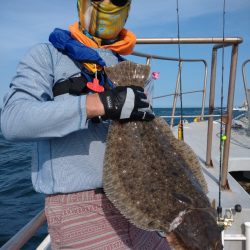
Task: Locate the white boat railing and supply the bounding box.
[222,222,250,250]
[134,37,243,188]
[0,210,46,250]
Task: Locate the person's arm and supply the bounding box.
[86,94,105,118]
[1,44,154,141]
[1,44,88,141]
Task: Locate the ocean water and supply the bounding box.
[0,122,47,249]
[0,108,244,249]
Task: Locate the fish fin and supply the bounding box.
[156,117,208,194]
[178,141,208,193]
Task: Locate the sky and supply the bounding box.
[0,0,250,108]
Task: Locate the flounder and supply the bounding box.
[103,61,222,250]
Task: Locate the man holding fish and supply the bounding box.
[1,0,223,249]
[1,0,173,249]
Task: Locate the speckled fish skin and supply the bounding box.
[103,61,223,250]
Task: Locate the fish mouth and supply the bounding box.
[172,209,223,250]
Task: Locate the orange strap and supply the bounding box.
[69,22,136,55]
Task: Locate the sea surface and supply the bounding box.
[0,108,245,249]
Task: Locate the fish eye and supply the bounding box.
[173,193,193,205]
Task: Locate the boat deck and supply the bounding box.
[173,119,250,192]
[172,120,250,250]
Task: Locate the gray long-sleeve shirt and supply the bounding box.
[1,43,120,194]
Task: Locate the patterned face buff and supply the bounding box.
[77,0,131,40]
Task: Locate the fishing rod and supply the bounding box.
[216,0,242,233]
[175,0,242,232]
[176,0,184,141]
[217,0,226,221]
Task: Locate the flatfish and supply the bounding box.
[103,61,222,250]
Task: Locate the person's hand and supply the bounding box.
[98,85,155,121]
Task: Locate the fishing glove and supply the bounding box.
[98,85,155,121]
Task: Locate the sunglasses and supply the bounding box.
[91,0,129,7]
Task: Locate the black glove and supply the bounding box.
[98,85,155,121]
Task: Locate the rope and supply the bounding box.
[176,0,184,140]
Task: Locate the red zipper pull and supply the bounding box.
[87,65,104,93]
[87,78,104,93]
